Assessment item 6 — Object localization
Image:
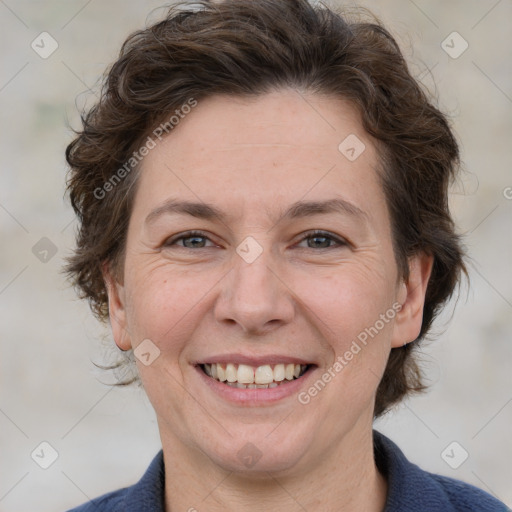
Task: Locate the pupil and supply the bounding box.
[311,236,329,248]
[185,236,204,248]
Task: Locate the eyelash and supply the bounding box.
[164,230,347,250]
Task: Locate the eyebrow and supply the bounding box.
[145,197,368,226]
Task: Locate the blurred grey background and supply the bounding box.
[0,1,511,510]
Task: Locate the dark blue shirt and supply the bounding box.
[66,430,509,511]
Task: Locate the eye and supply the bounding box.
[163,229,347,250]
[296,230,347,250]
[164,230,217,249]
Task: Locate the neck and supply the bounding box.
[161,418,387,512]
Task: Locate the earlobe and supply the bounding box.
[391,252,434,348]
[102,262,132,351]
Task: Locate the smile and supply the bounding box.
[200,363,310,389]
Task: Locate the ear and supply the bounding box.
[102,262,132,351]
[391,252,434,348]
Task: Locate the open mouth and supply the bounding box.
[199,363,312,389]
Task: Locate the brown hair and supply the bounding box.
[65,0,466,417]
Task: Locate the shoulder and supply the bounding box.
[373,430,509,512]
[428,472,510,512]
[65,451,165,512]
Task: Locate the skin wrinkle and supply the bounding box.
[144,196,370,231]
[216,143,313,149]
[105,90,432,511]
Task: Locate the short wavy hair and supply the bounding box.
[65,0,466,417]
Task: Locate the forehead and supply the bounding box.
[131,89,388,228]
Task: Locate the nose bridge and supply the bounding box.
[215,236,294,334]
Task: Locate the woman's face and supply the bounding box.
[106,90,430,475]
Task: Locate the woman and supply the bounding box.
[64,0,508,510]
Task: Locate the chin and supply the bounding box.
[193,421,316,476]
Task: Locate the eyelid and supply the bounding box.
[163,230,217,247]
[164,229,348,249]
[295,229,348,248]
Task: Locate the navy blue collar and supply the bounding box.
[120,450,165,511]
[85,430,506,511]
[374,430,455,511]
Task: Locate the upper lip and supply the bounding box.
[195,353,316,367]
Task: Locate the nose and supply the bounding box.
[213,246,295,336]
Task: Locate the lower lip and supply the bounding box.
[194,365,315,405]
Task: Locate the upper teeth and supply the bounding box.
[203,363,306,384]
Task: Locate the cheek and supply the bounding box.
[297,259,395,344]
[123,257,210,346]
[300,267,397,425]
